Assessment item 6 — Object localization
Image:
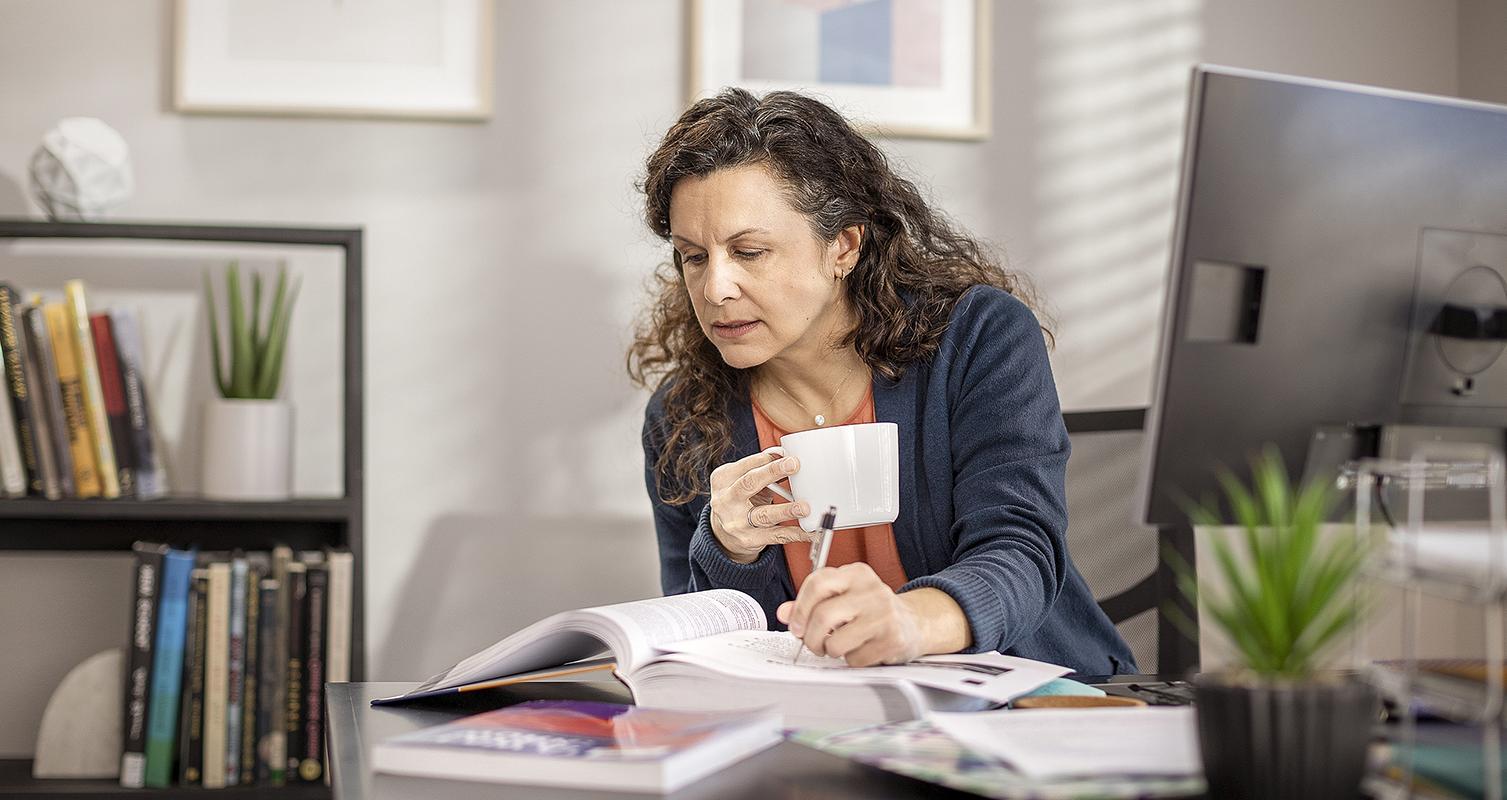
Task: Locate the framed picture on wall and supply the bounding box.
[688,0,990,140]
[174,0,494,121]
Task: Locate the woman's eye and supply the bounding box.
[681,253,706,266]
[735,250,763,259]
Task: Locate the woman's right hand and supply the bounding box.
[708,448,813,563]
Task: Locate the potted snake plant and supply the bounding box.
[1173,448,1378,800]
[199,260,300,500]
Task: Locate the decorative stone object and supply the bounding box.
[32,648,123,779]
[28,117,134,220]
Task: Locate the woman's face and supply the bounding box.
[668,163,861,370]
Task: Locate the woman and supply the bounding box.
[629,88,1135,675]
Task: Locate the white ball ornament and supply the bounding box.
[28,117,135,221]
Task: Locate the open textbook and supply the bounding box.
[373,589,1070,729]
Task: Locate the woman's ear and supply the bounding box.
[832,224,865,279]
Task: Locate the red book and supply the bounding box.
[90,314,137,497]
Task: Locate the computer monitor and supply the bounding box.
[1141,65,1507,530]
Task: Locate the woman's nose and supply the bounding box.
[702,254,741,305]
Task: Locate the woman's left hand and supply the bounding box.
[776,562,926,667]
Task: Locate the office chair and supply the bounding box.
[1062,409,1159,673]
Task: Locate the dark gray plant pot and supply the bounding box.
[1194,676,1377,800]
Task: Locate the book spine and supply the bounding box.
[224,555,247,785]
[239,564,262,786]
[143,548,195,788]
[0,284,40,494]
[43,303,100,498]
[254,578,282,785]
[24,306,73,497]
[89,314,136,497]
[178,568,208,786]
[109,308,166,498]
[299,562,327,783]
[325,550,353,685]
[0,340,22,496]
[120,542,167,788]
[268,546,293,784]
[64,280,119,498]
[15,313,61,498]
[283,563,306,782]
[203,562,230,789]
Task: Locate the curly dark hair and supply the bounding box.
[629,87,1048,505]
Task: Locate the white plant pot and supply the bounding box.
[200,398,293,501]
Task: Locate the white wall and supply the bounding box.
[0,0,1464,754]
[1460,0,1507,104]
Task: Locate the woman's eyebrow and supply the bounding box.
[672,227,772,247]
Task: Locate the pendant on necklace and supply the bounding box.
[814,415,826,426]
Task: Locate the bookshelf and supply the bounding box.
[0,219,364,798]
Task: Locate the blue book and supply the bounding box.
[142,547,196,788]
[224,555,247,786]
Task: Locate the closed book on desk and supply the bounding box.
[372,700,780,794]
[373,590,1068,730]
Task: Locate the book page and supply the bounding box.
[655,630,1069,703]
[581,589,766,672]
[396,590,765,699]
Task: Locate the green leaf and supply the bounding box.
[226,262,255,398]
[203,271,228,398]
[250,269,265,365]
[1182,444,1371,678]
[253,274,299,399]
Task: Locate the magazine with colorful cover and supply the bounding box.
[792,720,1207,800]
[372,700,781,793]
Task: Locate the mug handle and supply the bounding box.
[761,446,795,503]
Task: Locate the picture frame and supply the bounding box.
[687,0,990,140]
[173,0,494,121]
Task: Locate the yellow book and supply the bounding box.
[43,303,101,499]
[64,280,119,498]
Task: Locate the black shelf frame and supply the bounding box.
[0,219,364,798]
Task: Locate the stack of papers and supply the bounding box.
[929,707,1203,780]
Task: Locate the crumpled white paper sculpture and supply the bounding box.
[28,117,134,220]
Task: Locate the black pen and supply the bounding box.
[792,506,838,665]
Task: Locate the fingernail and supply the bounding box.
[796,503,809,516]
[783,457,799,473]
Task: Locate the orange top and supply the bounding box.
[752,387,909,592]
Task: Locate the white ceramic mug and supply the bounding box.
[764,422,900,532]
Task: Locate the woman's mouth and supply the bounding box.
[712,320,761,339]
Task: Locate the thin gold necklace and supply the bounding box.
[765,361,859,427]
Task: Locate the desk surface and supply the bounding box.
[330,680,997,800]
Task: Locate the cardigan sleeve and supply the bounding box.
[899,289,1072,653]
[642,388,792,612]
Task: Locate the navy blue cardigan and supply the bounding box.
[641,286,1136,675]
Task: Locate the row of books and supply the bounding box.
[121,542,353,790]
[0,280,168,499]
